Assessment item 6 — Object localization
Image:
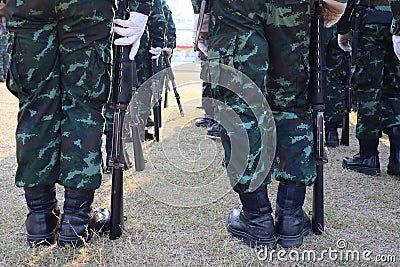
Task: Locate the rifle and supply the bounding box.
[152,58,162,142]
[109,0,145,240]
[194,0,207,52]
[163,53,184,117]
[340,52,352,146]
[163,71,170,108]
[309,0,328,235]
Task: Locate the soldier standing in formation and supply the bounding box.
[1,0,151,248]
[338,0,400,176]
[324,24,348,147]
[192,0,346,248]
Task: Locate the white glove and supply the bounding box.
[321,0,347,28]
[149,47,162,60]
[192,13,210,51]
[162,47,173,58]
[113,12,148,60]
[197,39,208,56]
[393,35,400,61]
[338,32,352,52]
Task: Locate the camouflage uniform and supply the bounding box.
[192,0,347,249]
[194,0,321,190]
[390,0,400,25]
[338,0,400,142]
[0,32,10,81]
[324,25,346,127]
[6,0,116,189]
[162,0,176,50]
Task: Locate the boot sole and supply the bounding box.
[58,232,91,248]
[276,225,311,248]
[342,162,380,176]
[27,232,57,248]
[227,224,276,248]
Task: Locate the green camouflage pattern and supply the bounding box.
[6,0,115,189]
[0,33,10,77]
[203,0,318,192]
[347,7,400,139]
[324,25,346,124]
[390,0,400,34]
[161,0,176,49]
[127,0,153,15]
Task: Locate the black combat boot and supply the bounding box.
[105,132,113,174]
[146,116,154,127]
[275,181,311,248]
[325,121,339,147]
[24,185,60,247]
[227,187,276,248]
[342,138,380,175]
[195,116,214,127]
[206,122,221,139]
[58,187,110,248]
[387,126,400,176]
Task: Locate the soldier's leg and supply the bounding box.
[210,0,276,248]
[266,2,313,247]
[342,21,385,176]
[325,26,346,147]
[7,1,62,247]
[382,32,400,176]
[136,33,154,140]
[56,0,113,247]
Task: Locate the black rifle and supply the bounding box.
[340,52,352,146]
[109,0,145,240]
[163,71,170,108]
[194,0,207,52]
[163,53,184,117]
[152,58,162,142]
[309,0,328,235]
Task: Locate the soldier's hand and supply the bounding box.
[321,0,346,28]
[393,35,400,60]
[149,47,162,60]
[162,47,173,59]
[338,32,352,52]
[197,39,208,56]
[113,12,148,60]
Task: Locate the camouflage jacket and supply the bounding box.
[390,0,400,34]
[162,0,176,48]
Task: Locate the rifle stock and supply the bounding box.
[309,0,328,235]
[129,64,145,171]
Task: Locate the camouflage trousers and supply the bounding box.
[7,0,114,189]
[0,34,10,77]
[352,8,400,139]
[208,0,316,193]
[324,25,346,124]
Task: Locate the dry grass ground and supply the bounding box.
[0,63,399,266]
